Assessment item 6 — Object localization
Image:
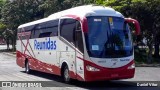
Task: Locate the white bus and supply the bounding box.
[16,5,140,82]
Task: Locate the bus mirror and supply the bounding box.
[125,18,140,35]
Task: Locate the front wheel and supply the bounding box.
[63,66,70,83]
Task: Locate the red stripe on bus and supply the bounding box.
[16,50,84,81]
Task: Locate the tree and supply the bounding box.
[0,0,6,19]
[0,22,13,50]
[39,0,94,17]
[0,0,45,51]
[129,0,160,63]
[96,0,160,63]
[0,0,10,49]
[0,0,96,51]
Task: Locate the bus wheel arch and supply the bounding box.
[25,58,30,74]
[61,62,70,83]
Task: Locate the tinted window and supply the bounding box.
[17,28,21,40]
[39,32,52,38]
[45,26,58,37]
[60,19,76,45]
[17,28,30,40]
[23,25,35,31]
[30,19,58,39]
[75,21,84,53]
[46,20,58,27]
[17,28,21,33]
[60,19,84,53]
[86,16,133,58]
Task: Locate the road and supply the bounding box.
[0,45,12,50]
[0,52,160,90]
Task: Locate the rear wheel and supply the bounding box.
[25,61,30,74]
[63,66,70,83]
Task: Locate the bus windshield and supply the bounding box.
[85,16,133,58]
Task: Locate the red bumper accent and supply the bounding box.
[84,59,135,81]
[16,50,82,80]
[16,50,61,75]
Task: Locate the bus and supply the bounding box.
[16,5,140,82]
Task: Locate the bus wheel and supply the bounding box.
[63,66,70,83]
[25,61,30,74]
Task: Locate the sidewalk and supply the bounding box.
[2,51,16,57]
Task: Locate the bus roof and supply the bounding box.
[18,5,123,29]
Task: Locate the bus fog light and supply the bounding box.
[86,65,100,71]
[128,63,135,69]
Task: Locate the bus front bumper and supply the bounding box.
[84,68,135,81]
[84,60,135,81]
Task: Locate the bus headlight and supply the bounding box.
[86,65,100,71]
[128,63,135,69]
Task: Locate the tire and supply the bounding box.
[25,61,30,74]
[63,66,70,83]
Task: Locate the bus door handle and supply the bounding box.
[38,52,40,54]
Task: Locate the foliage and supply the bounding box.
[39,0,95,17]
[98,0,160,63]
[0,0,160,63]
[0,0,46,51]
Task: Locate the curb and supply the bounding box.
[136,64,160,67]
[3,52,16,57]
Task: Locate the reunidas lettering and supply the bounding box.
[34,38,56,50]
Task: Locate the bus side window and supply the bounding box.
[30,29,35,39]
[39,32,52,38]
[33,29,41,38]
[45,20,58,37]
[30,24,37,39]
[30,19,59,39]
[60,19,76,45]
[19,28,28,40]
[31,23,42,39]
[75,21,84,53]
